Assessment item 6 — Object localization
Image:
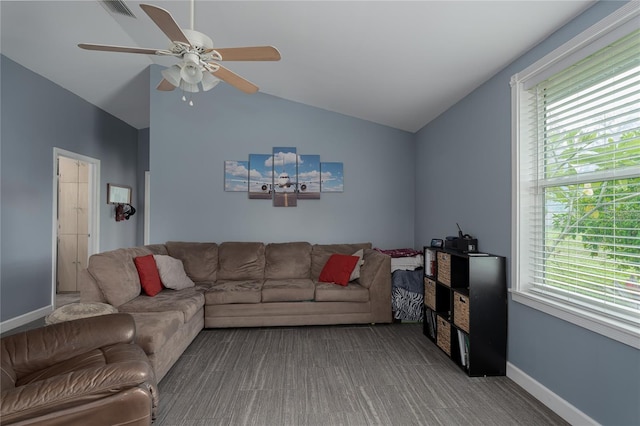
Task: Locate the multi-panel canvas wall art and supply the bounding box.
[248,154,273,199]
[226,148,342,207]
[224,161,249,192]
[321,162,344,192]
[298,155,321,200]
[272,147,298,207]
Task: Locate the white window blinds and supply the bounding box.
[526,28,640,326]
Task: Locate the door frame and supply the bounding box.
[52,148,100,304]
[144,171,150,245]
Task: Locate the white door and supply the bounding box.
[56,157,89,292]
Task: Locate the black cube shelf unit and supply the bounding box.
[423,247,507,377]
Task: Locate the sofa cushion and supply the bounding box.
[265,242,311,279]
[319,254,360,286]
[262,279,315,302]
[315,281,370,302]
[205,280,263,305]
[145,244,169,255]
[166,241,218,282]
[311,243,372,280]
[217,242,265,281]
[350,249,365,281]
[134,255,163,297]
[118,287,205,323]
[153,255,195,290]
[127,311,183,355]
[88,247,153,307]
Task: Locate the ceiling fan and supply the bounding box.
[78,2,281,104]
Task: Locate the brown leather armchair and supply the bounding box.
[1,313,158,425]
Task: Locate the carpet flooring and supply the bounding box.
[156,323,568,426]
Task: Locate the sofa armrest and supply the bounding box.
[78,268,108,303]
[0,346,157,424]
[360,249,392,323]
[1,314,135,378]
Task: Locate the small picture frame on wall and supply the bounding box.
[107,183,131,204]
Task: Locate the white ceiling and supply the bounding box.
[1,0,595,133]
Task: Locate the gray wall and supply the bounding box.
[148,65,415,248]
[0,56,141,322]
[414,2,639,425]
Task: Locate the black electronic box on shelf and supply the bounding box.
[457,237,478,253]
[444,223,478,253]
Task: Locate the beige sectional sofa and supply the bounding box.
[79,241,391,381]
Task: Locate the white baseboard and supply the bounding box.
[507,362,598,426]
[0,305,52,334]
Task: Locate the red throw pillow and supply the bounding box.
[134,254,163,297]
[319,254,360,286]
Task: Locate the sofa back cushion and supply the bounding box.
[166,241,218,282]
[88,247,154,307]
[265,242,311,279]
[145,244,169,256]
[311,243,372,281]
[217,242,265,281]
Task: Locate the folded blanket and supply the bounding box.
[392,269,424,294]
[390,255,424,272]
[375,248,423,258]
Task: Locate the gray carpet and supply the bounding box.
[156,323,568,426]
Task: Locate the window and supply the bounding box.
[511,3,639,348]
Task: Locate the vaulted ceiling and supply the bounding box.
[1,1,595,132]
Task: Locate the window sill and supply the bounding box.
[510,290,640,349]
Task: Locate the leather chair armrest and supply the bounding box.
[0,346,157,424]
[1,313,135,378]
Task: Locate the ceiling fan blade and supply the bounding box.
[78,43,161,55]
[140,3,191,47]
[212,46,281,61]
[212,65,259,94]
[156,79,176,91]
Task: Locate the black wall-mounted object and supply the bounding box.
[115,204,136,222]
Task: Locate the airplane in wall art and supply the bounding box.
[225,149,340,205]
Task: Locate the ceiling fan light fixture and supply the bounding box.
[161,65,182,87]
[180,64,203,85]
[180,53,203,85]
[180,80,200,93]
[201,72,220,92]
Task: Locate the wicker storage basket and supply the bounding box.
[453,293,470,333]
[437,252,451,286]
[424,278,436,310]
[436,315,451,355]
